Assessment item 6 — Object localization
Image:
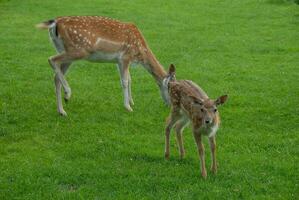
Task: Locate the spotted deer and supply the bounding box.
[36,16,173,116]
[164,65,228,178]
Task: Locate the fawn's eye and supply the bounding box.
[214,109,217,112]
[200,108,204,112]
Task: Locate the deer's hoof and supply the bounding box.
[211,166,217,174]
[164,153,170,160]
[58,110,67,116]
[201,171,207,179]
[125,105,133,112]
[64,92,71,102]
[180,152,185,160]
[64,97,69,103]
[129,99,134,106]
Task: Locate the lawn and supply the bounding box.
[0,0,298,199]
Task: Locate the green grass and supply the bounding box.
[0,0,298,199]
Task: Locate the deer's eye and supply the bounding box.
[214,109,217,112]
[200,108,204,112]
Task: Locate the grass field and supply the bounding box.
[0,0,298,199]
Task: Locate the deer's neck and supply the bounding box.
[141,49,167,86]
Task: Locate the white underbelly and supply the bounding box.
[86,51,121,63]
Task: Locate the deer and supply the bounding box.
[164,65,228,178]
[36,16,173,116]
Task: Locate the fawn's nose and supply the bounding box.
[205,120,211,124]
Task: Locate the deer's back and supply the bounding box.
[169,80,208,100]
[55,16,148,56]
[169,80,208,113]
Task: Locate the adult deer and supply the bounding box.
[164,65,228,178]
[36,16,172,116]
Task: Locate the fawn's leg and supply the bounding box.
[209,136,217,174]
[175,118,189,159]
[165,110,181,159]
[193,130,207,178]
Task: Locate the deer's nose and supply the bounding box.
[205,120,211,124]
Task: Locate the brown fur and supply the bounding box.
[37,16,170,115]
[164,66,228,178]
[46,16,167,83]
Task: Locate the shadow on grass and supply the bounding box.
[127,152,196,166]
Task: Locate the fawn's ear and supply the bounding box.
[168,64,176,75]
[190,96,203,106]
[215,95,228,106]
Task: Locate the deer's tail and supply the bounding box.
[35,19,55,29]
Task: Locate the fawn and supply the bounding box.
[164,65,228,178]
[36,16,171,116]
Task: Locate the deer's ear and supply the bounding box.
[190,96,203,106]
[168,64,176,75]
[194,99,203,106]
[215,95,228,106]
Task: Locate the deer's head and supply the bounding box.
[160,64,176,105]
[191,95,228,126]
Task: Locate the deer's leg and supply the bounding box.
[61,63,72,102]
[175,118,189,159]
[118,60,132,112]
[128,72,134,106]
[54,63,71,116]
[165,110,181,159]
[53,63,71,116]
[209,136,217,174]
[54,73,65,116]
[49,55,72,101]
[49,51,86,116]
[193,130,207,178]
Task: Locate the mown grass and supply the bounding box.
[0,0,298,199]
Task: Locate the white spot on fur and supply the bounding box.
[199,124,219,138]
[208,125,219,138]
